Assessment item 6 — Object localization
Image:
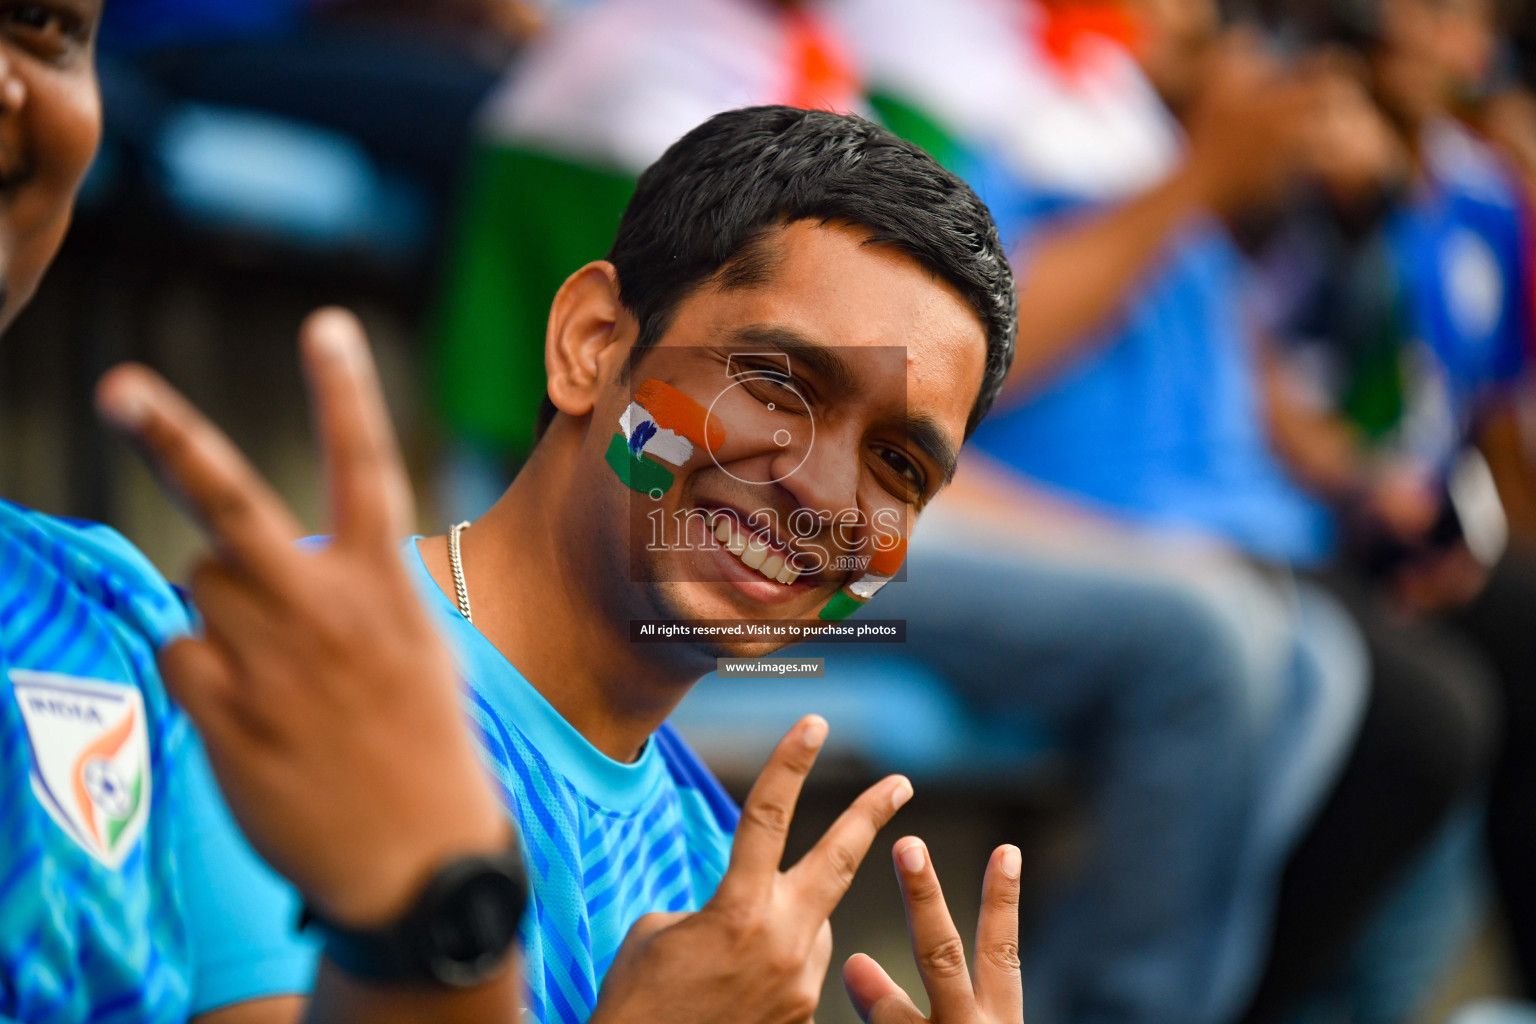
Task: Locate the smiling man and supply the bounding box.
[413,104,1017,1022]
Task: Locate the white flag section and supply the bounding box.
[476,0,870,173]
[827,0,1179,201]
[620,401,695,467]
[479,0,792,172]
[848,571,893,600]
[12,669,151,870]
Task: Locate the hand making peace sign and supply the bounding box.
[96,308,509,932]
[590,714,914,1024]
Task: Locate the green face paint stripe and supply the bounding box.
[818,590,865,622]
[606,432,675,494]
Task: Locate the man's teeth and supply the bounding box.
[712,518,799,585]
[719,519,746,556]
[742,536,768,569]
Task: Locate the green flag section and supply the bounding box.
[436,145,638,459]
[605,432,675,496]
[1335,239,1414,440]
[867,92,968,173]
[818,590,865,622]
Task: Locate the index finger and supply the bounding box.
[97,364,305,580]
[299,307,415,549]
[712,715,828,907]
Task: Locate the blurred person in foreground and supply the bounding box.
[1256,0,1536,1008]
[0,4,1021,1024]
[0,2,526,1021]
[831,0,1495,1021]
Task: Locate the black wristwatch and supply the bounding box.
[302,838,529,988]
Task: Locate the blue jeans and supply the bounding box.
[1283,802,1486,1024]
[843,521,1367,1024]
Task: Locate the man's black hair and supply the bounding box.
[535,104,1017,439]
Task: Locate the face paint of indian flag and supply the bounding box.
[620,401,694,467]
[819,535,908,620]
[608,380,727,496]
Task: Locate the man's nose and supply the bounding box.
[773,422,862,543]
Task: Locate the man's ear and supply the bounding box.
[546,261,629,419]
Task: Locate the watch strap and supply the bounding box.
[302,839,528,988]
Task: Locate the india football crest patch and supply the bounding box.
[11,669,151,869]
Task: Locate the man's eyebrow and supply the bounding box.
[726,325,859,399]
[904,413,960,486]
[726,324,960,484]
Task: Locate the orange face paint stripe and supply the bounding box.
[867,535,908,577]
[635,379,725,450]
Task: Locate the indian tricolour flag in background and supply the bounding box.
[826,0,1180,236]
[433,0,862,471]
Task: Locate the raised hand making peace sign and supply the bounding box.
[591,714,914,1024]
[97,309,519,1023]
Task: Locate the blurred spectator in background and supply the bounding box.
[1255,0,1536,1013]
[824,2,1373,1023]
[832,0,1501,1021]
[431,0,861,517]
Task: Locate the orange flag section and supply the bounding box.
[781,8,861,114]
[636,379,726,451]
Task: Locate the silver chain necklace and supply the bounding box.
[448,521,473,623]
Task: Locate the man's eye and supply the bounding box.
[4,4,86,49]
[742,373,802,406]
[873,445,926,500]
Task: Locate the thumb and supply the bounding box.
[843,953,919,1023]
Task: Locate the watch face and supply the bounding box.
[421,867,525,987]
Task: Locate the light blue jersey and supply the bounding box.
[404,539,737,1024]
[0,499,317,1023]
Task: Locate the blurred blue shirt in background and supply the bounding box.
[971,184,1336,565]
